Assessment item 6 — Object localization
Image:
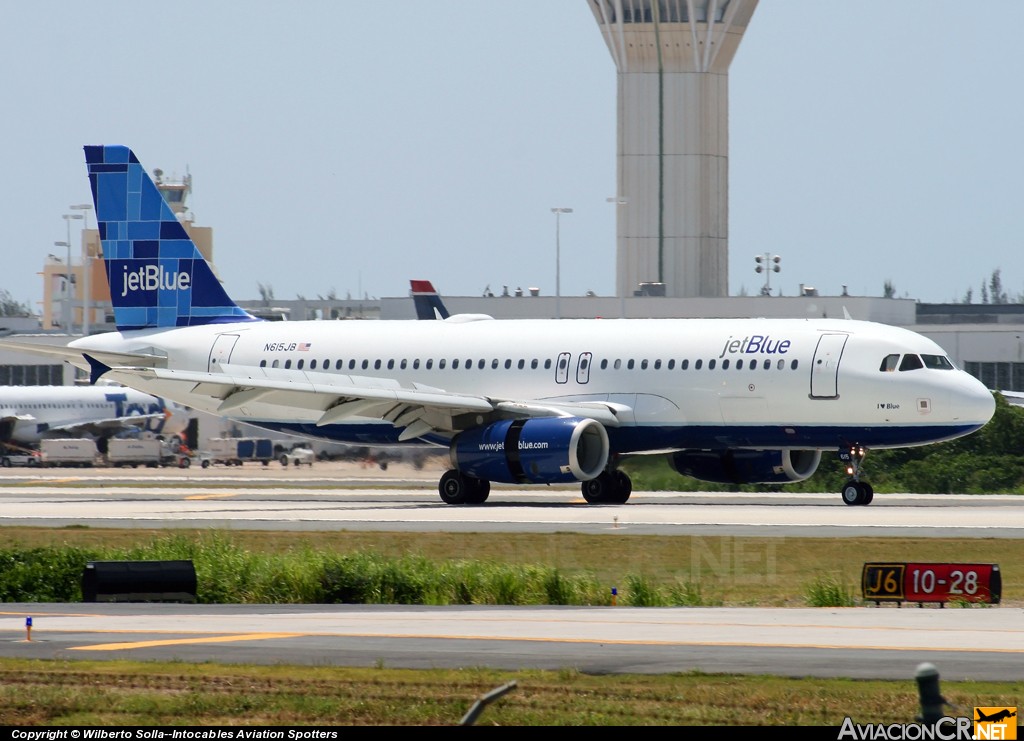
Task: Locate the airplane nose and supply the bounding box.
[955,374,996,426]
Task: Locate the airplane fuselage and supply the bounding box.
[0,384,187,445]
[71,315,993,453]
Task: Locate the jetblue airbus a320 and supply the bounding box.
[2,146,996,505]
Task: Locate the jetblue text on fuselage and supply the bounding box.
[120,265,191,297]
[719,335,792,359]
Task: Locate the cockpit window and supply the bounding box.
[880,354,899,372]
[921,354,954,370]
[899,354,924,371]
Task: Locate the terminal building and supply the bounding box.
[3,0,1022,402]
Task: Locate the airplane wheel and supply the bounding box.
[842,480,869,506]
[439,469,471,505]
[582,472,612,504]
[466,477,490,504]
[611,471,632,503]
[862,483,874,505]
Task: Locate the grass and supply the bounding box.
[0,526,1020,725]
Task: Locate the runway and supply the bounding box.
[1,463,1022,681]
[0,464,1022,537]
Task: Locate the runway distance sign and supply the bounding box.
[861,563,1001,606]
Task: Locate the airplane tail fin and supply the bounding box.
[83,145,260,331]
[410,279,451,320]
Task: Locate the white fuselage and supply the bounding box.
[0,384,189,445]
[69,315,995,453]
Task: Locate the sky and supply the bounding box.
[3,1,1024,313]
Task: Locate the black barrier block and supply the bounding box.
[82,560,197,603]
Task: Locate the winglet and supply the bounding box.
[84,353,112,385]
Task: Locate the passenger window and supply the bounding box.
[504,359,512,369]
[361,360,369,370]
[452,359,460,369]
[309,360,317,370]
[777,359,784,370]
[614,359,621,370]
[763,359,770,370]
[722,359,729,370]
[401,359,408,370]
[600,359,607,370]
[413,359,420,370]
[492,359,499,369]
[347,360,355,370]
[709,359,716,370]
[695,359,703,370]
[426,359,433,369]
[667,359,675,370]
[544,359,552,370]
[478,359,485,369]
[387,359,395,370]
[681,359,689,370]
[374,360,381,370]
[790,359,799,370]
[899,354,924,371]
[880,354,900,372]
[259,359,267,367]
[297,359,304,370]
[272,360,280,368]
[285,359,292,369]
[531,359,538,370]
[518,359,525,369]
[627,359,635,370]
[640,360,648,370]
[735,359,742,370]
[439,359,446,369]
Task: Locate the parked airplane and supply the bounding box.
[410,280,450,320]
[1,146,997,505]
[0,383,191,449]
[410,280,493,323]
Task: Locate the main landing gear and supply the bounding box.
[839,445,874,506]
[581,469,633,504]
[435,468,635,505]
[438,469,491,505]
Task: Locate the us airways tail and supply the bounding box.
[84,145,260,330]
[0,146,998,508]
[410,280,450,320]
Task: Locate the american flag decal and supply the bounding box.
[298,343,311,351]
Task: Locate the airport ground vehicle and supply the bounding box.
[105,437,191,468]
[39,438,98,467]
[201,437,275,467]
[279,446,315,467]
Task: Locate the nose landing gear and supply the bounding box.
[839,445,874,506]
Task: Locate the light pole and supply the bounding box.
[70,204,93,334]
[550,207,572,319]
[754,253,781,296]
[62,213,84,334]
[53,241,69,330]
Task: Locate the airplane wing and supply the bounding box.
[100,362,626,441]
[46,412,171,437]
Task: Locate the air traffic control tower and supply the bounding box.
[588,0,758,298]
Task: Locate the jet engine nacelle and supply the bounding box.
[451,416,609,485]
[668,448,822,485]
